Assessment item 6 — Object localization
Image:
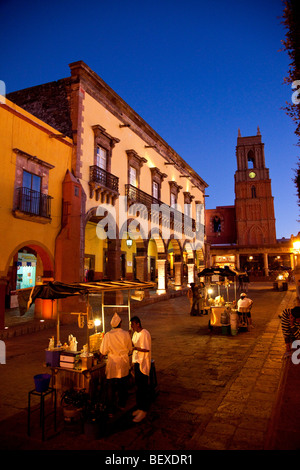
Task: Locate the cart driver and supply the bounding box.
[237,293,254,328]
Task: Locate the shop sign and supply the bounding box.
[215,256,235,263]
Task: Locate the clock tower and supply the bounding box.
[234,127,276,245]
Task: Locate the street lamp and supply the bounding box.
[94,318,101,333]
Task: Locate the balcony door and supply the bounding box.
[96,146,107,187]
[22,170,41,215]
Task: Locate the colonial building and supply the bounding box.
[1,61,209,326]
[206,128,294,276]
[0,97,73,328]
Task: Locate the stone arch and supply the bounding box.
[247,149,255,168]
[148,227,167,254]
[84,205,121,280]
[5,240,54,280]
[183,240,195,261]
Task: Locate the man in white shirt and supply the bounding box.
[237,293,254,328]
[130,315,151,423]
[100,312,132,415]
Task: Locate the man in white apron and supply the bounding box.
[100,312,132,415]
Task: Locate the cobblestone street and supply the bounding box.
[0,282,295,450]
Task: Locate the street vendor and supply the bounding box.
[100,312,133,416]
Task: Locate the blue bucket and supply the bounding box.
[34,374,51,393]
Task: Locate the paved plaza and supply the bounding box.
[0,282,299,451]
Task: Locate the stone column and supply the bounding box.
[290,253,295,270]
[174,261,183,290]
[135,255,148,282]
[263,252,269,277]
[156,258,167,295]
[236,253,240,270]
[187,263,195,285]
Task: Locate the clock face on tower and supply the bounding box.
[249,171,256,179]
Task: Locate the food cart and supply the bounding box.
[198,266,240,334]
[27,279,155,401]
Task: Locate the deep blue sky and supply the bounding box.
[1,0,299,239]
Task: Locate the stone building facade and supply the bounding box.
[206,128,293,276]
[5,61,209,318]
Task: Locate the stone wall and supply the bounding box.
[7,78,73,138]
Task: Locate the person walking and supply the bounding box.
[130,315,151,423]
[243,272,250,293]
[100,312,133,416]
[199,282,206,315]
[189,282,200,316]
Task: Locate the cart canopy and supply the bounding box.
[198,266,237,277]
[29,279,156,303]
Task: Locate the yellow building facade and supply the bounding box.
[69,61,209,289]
[5,61,209,321]
[0,96,72,328]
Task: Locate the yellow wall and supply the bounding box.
[81,92,204,227]
[0,98,72,277]
[85,222,107,273]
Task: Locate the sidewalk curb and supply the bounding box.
[263,288,296,449]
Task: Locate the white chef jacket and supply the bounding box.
[100,328,132,379]
[132,328,151,376]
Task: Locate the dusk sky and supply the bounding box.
[1,0,299,239]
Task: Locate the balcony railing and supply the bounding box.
[89,165,119,193]
[125,184,196,233]
[15,187,52,219]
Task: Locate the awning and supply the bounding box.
[198,266,237,277]
[29,279,156,304]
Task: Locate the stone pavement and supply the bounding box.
[0,282,299,451]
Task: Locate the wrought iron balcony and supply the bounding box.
[14,187,52,219]
[89,166,119,204]
[89,165,119,192]
[125,184,196,233]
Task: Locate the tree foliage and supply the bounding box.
[281,0,300,212]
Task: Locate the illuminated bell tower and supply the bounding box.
[234,127,276,245]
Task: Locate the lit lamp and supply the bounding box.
[126,238,133,248]
[94,318,101,333]
[293,240,300,255]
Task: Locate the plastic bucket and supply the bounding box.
[34,373,51,393]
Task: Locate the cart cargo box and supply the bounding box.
[45,349,62,367]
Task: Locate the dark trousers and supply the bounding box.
[134,363,150,412]
[107,376,128,412]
